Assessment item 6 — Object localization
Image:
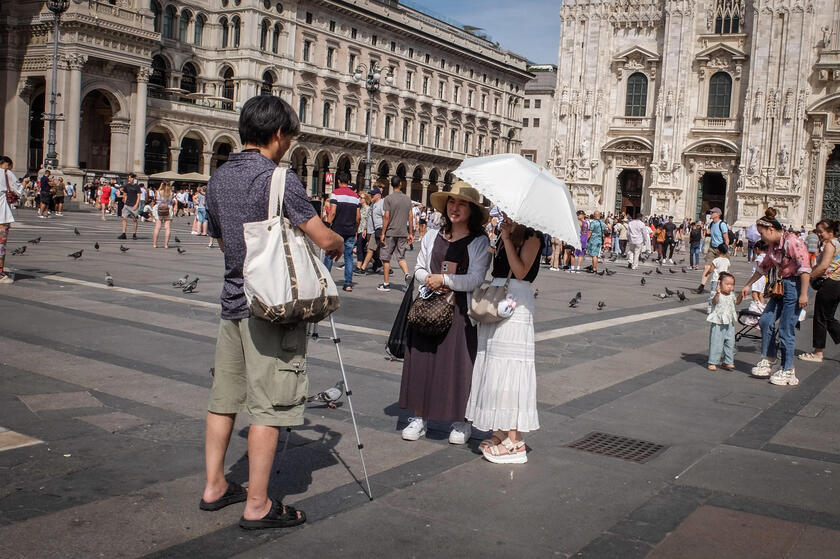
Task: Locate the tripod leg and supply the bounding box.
[328,315,373,500]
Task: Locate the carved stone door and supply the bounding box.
[823,147,840,220]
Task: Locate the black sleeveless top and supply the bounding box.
[491,232,543,282]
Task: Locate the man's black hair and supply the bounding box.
[239,95,300,146]
[390,175,402,189]
[336,170,351,185]
[0,155,12,166]
[128,172,137,179]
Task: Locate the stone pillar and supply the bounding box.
[202,150,213,177]
[305,164,315,195]
[109,118,131,172]
[405,175,413,200]
[133,67,150,174]
[421,179,430,206]
[170,147,182,173]
[63,54,87,170]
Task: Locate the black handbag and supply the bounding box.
[387,277,415,359]
[407,290,454,337]
[810,276,826,291]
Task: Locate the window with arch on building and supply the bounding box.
[419,122,426,145]
[322,101,331,128]
[232,16,241,48]
[151,1,161,33]
[344,106,352,131]
[150,55,168,89]
[194,14,205,45]
[298,96,309,123]
[179,9,191,42]
[450,129,456,150]
[163,5,176,39]
[326,47,335,69]
[220,17,229,48]
[384,115,392,138]
[180,62,198,95]
[624,72,648,117]
[261,71,274,96]
[713,0,743,34]
[303,40,311,62]
[272,23,281,54]
[435,126,441,148]
[260,19,269,50]
[402,118,409,142]
[707,72,732,118]
[221,67,234,110]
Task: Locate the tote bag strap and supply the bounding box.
[267,166,288,219]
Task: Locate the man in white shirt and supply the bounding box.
[626,214,648,270]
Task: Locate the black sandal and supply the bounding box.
[239,499,306,530]
[199,481,247,511]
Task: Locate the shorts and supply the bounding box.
[40,191,51,203]
[208,318,309,426]
[196,207,207,223]
[367,231,381,252]
[704,246,721,266]
[586,240,602,257]
[380,236,408,262]
[123,205,139,219]
[53,196,64,204]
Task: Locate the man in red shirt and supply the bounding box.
[323,171,360,291]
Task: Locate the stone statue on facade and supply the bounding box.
[578,138,588,159]
[778,145,789,175]
[747,145,758,174]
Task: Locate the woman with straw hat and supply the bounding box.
[399,182,491,444]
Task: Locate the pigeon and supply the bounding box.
[120,245,129,252]
[656,293,669,299]
[665,287,676,297]
[641,277,646,286]
[605,268,616,276]
[175,236,182,243]
[74,227,80,236]
[307,381,345,409]
[678,258,685,263]
[655,268,663,275]
[68,249,83,259]
[177,247,186,255]
[595,269,605,276]
[105,271,114,287]
[682,267,687,273]
[669,268,678,274]
[533,288,539,299]
[597,301,606,310]
[183,278,199,293]
[568,298,579,308]
[575,291,582,300]
[28,237,41,244]
[677,290,687,302]
[94,241,100,251]
[643,270,653,276]
[11,246,26,256]
[172,274,189,287]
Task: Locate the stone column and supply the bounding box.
[109,118,131,172]
[133,67,151,174]
[202,150,213,177]
[421,179,430,206]
[405,175,413,200]
[304,164,315,195]
[170,147,182,173]
[63,54,87,170]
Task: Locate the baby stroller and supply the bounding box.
[735,301,765,342]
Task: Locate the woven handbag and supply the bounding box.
[243,167,340,323]
[407,290,454,337]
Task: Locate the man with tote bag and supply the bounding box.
[202,96,343,530]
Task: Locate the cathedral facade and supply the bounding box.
[551,0,840,226]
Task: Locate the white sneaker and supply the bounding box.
[190,231,199,235]
[770,369,799,386]
[549,267,560,271]
[401,417,426,441]
[751,358,776,378]
[0,274,13,284]
[448,422,471,444]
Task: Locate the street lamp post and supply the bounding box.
[44,0,70,170]
[352,64,393,191]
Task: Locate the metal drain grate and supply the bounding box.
[564,432,667,463]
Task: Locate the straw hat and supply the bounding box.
[429,181,490,224]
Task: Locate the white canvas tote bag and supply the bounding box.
[243,167,340,323]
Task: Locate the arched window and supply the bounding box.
[707,72,732,118]
[179,9,191,42]
[272,23,281,54]
[624,72,648,117]
[322,101,331,128]
[714,0,743,34]
[194,14,205,45]
[261,71,274,96]
[260,19,269,51]
[232,16,241,48]
[151,1,162,33]
[150,55,168,88]
[163,5,176,39]
[221,67,234,110]
[298,96,308,123]
[180,62,198,94]
[219,17,228,48]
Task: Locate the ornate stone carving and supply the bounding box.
[783,89,793,121]
[17,77,38,102]
[137,66,152,83]
[66,54,88,71]
[559,87,569,116]
[753,89,763,120]
[778,145,789,175]
[747,145,758,174]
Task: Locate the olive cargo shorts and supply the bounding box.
[208,317,309,426]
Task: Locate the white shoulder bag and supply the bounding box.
[243,167,340,323]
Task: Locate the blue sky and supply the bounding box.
[405,0,562,64]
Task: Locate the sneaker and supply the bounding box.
[208,241,214,248]
[38,215,46,219]
[404,273,412,285]
[770,369,799,386]
[0,274,13,284]
[336,261,345,269]
[118,233,127,240]
[751,358,776,378]
[627,263,632,269]
[353,267,366,276]
[448,422,471,444]
[132,233,137,240]
[190,231,199,235]
[377,282,391,292]
[55,212,63,216]
[401,417,426,441]
[549,267,560,272]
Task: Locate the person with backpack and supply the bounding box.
[694,207,729,294]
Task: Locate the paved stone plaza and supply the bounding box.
[0,210,838,558]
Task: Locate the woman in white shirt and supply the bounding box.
[0,156,24,284]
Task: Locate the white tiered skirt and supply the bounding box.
[465,278,540,432]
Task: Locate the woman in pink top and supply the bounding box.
[740,208,811,387]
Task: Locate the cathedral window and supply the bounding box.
[231,16,241,47]
[180,62,198,95]
[220,17,229,48]
[150,55,168,88]
[221,67,235,110]
[713,0,743,34]
[707,72,732,118]
[260,19,269,50]
[151,1,162,33]
[194,14,205,46]
[624,72,648,117]
[163,5,176,39]
[299,96,309,123]
[272,23,281,53]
